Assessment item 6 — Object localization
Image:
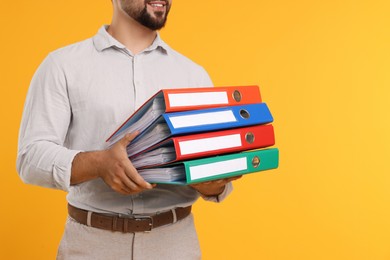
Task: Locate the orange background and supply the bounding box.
[1,1,390,259]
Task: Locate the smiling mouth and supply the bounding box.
[147,1,167,9]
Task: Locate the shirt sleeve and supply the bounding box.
[199,66,214,87]
[16,54,82,191]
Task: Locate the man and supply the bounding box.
[17,0,240,259]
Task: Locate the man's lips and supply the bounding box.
[147,1,167,9]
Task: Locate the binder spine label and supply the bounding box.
[168,92,228,107]
[169,110,237,129]
[179,134,242,155]
[189,157,247,180]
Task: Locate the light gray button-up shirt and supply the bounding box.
[17,26,232,215]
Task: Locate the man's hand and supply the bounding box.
[71,132,154,195]
[96,132,155,194]
[190,176,242,197]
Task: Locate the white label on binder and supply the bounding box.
[189,157,247,180]
[179,134,242,155]
[168,92,228,107]
[169,110,237,129]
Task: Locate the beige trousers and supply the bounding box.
[57,214,201,260]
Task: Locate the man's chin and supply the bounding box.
[138,8,168,30]
[148,17,167,28]
[149,11,166,21]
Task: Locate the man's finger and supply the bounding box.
[225,175,242,182]
[116,171,142,192]
[123,159,154,190]
[193,175,242,187]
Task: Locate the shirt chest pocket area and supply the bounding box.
[68,81,134,136]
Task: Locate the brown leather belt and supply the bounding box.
[68,204,191,233]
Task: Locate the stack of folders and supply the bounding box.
[106,85,279,185]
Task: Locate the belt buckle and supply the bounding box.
[134,215,153,232]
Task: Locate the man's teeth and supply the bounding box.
[151,3,164,7]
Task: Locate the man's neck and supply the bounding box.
[108,12,157,55]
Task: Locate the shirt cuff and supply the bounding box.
[199,182,233,203]
[53,149,82,191]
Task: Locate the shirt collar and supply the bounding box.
[93,25,169,55]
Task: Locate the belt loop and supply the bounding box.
[87,211,93,227]
[171,209,177,223]
[123,218,129,233]
[113,216,118,231]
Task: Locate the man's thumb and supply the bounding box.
[119,131,139,147]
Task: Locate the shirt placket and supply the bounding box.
[133,54,145,109]
[131,53,145,214]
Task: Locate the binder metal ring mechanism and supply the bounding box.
[239,109,250,119]
[233,90,242,102]
[252,156,261,168]
[245,132,255,144]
